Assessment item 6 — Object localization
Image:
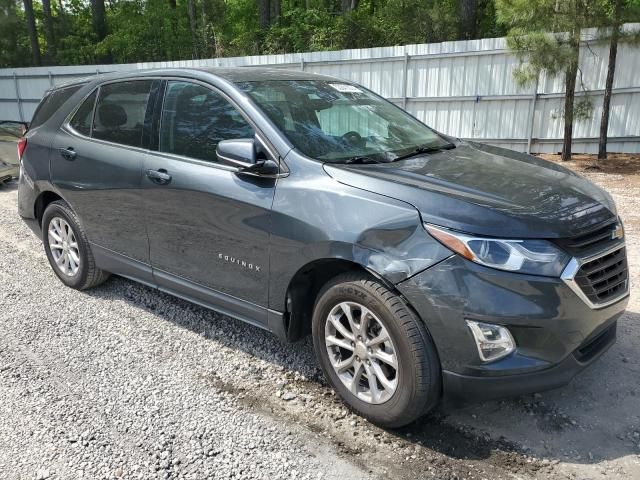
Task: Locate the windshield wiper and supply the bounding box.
[391,142,455,162]
[342,156,382,165]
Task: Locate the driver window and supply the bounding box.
[159,81,254,163]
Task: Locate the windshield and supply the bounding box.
[236,80,451,163]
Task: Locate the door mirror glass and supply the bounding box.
[216,138,257,167]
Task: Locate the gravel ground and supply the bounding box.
[0,161,638,480]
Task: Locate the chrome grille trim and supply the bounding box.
[561,243,629,309]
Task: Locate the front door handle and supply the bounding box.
[146,168,172,185]
[59,147,76,161]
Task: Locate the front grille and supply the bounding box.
[574,247,628,305]
[555,219,619,255]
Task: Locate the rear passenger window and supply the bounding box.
[92,80,153,148]
[159,81,254,163]
[69,90,97,136]
[30,84,82,129]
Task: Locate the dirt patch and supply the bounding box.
[198,369,557,480]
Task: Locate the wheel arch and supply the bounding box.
[34,190,65,226]
[279,257,415,343]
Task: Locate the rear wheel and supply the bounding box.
[42,200,110,290]
[312,273,441,428]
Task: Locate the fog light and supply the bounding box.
[466,320,515,362]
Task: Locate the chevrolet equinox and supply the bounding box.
[17,68,629,427]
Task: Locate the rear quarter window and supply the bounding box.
[69,90,98,136]
[30,84,83,129]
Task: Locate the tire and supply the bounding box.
[312,272,441,428]
[42,200,110,290]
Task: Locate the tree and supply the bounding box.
[91,0,110,61]
[497,0,601,161]
[0,0,30,68]
[341,0,359,13]
[597,0,640,161]
[459,0,477,39]
[259,0,270,29]
[188,0,199,58]
[91,0,107,41]
[42,0,56,63]
[22,0,41,66]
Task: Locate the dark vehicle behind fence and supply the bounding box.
[17,68,629,427]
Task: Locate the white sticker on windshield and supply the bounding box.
[329,83,363,93]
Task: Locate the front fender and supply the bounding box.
[268,153,451,310]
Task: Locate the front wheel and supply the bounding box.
[312,273,441,428]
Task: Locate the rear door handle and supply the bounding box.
[146,168,172,185]
[59,147,76,161]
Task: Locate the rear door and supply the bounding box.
[51,79,160,283]
[143,80,277,324]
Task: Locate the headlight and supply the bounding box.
[425,224,570,277]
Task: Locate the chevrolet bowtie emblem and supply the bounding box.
[611,224,624,240]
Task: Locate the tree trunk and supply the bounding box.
[23,0,41,66]
[91,0,108,41]
[187,0,199,58]
[91,0,110,62]
[259,0,271,29]
[459,0,477,40]
[561,45,579,161]
[271,0,280,23]
[341,0,358,12]
[42,0,56,64]
[560,20,581,163]
[598,0,622,161]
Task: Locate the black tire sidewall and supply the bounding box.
[312,279,439,427]
[42,202,91,289]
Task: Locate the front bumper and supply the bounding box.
[397,255,628,402]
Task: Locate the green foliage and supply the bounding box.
[0,0,518,67]
[497,0,601,86]
[0,0,31,67]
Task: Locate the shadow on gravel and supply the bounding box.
[83,275,639,467]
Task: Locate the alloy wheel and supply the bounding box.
[324,301,399,404]
[48,216,81,276]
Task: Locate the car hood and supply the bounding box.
[323,141,616,239]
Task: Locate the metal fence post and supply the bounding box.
[401,50,409,110]
[48,71,54,87]
[300,56,305,71]
[12,73,24,122]
[526,76,539,154]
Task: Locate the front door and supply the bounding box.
[143,80,276,325]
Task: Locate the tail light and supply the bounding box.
[17,137,27,161]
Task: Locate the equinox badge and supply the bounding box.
[218,253,261,272]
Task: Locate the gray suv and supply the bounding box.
[17,68,629,427]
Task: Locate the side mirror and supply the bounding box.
[238,159,280,176]
[216,138,281,178]
[216,138,257,167]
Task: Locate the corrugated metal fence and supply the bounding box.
[1,25,639,154]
